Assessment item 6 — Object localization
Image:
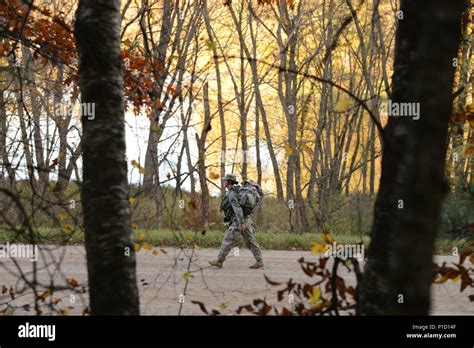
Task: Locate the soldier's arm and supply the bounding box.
[229,191,244,225]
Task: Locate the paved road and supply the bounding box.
[0,246,472,315]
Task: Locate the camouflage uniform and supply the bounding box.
[217,184,262,262]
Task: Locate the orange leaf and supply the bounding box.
[465,147,474,156]
[209,171,220,180]
[434,275,448,284]
[67,278,79,287]
[154,100,165,110]
[322,233,335,245]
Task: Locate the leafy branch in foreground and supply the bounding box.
[193,254,361,316]
[192,246,474,316]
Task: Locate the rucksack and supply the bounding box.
[238,180,263,216]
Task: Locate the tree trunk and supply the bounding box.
[452,4,472,190]
[22,46,49,192]
[75,0,139,315]
[142,0,172,194]
[358,0,465,315]
[202,0,226,197]
[196,82,211,226]
[179,97,196,197]
[0,80,16,189]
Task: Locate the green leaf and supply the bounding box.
[206,41,217,51]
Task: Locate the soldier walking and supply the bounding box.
[209,173,264,269]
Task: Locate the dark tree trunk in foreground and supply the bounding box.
[358,0,466,315]
[75,0,140,315]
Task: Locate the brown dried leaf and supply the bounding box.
[264,274,281,286]
[461,274,472,292]
[67,278,79,288]
[191,300,208,314]
[236,304,254,314]
[460,250,471,264]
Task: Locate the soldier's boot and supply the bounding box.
[249,260,264,269]
[208,259,224,268]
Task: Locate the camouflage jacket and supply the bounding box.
[220,184,244,225]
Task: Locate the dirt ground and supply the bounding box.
[0,246,472,315]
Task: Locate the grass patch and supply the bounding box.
[135,229,371,251]
[0,227,470,255]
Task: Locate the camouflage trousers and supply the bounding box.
[217,216,262,262]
